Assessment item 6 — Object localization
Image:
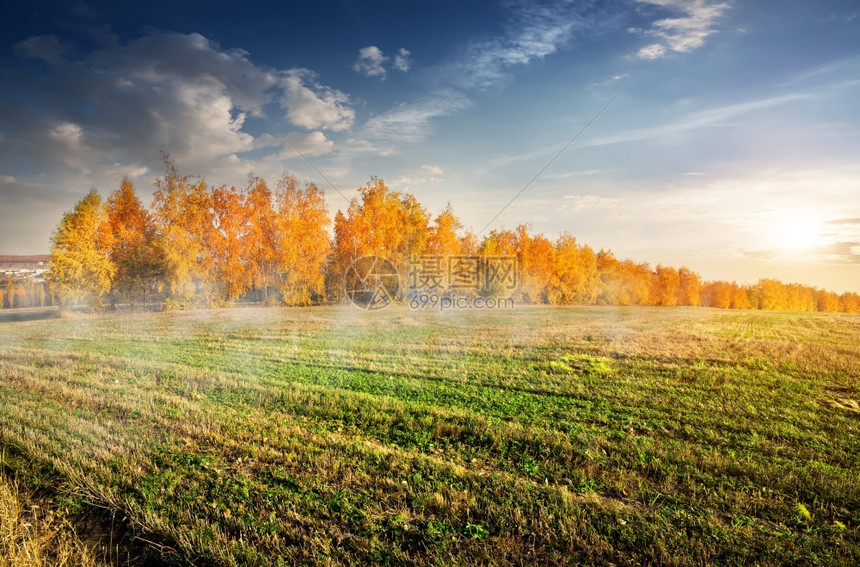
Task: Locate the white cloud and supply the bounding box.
[280,130,335,157]
[637,43,666,60]
[353,46,412,79]
[281,69,355,131]
[364,90,472,142]
[353,46,388,78]
[445,5,576,90]
[394,164,447,189]
[393,48,412,72]
[49,122,84,146]
[634,0,731,59]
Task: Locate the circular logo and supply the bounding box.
[344,256,400,310]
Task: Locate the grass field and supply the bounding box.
[1,305,858,565]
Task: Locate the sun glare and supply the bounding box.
[766,212,822,252]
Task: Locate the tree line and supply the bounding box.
[11,158,857,313]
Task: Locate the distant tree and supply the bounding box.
[677,267,701,306]
[757,279,788,311]
[245,176,278,301]
[730,283,751,309]
[595,250,650,306]
[548,234,597,304]
[427,203,464,257]
[653,266,680,306]
[515,225,555,303]
[274,175,330,305]
[49,189,115,309]
[151,156,212,304]
[209,184,250,302]
[5,279,15,309]
[326,210,357,303]
[841,292,860,313]
[36,281,46,308]
[326,177,428,301]
[459,230,480,255]
[16,282,29,308]
[105,178,163,306]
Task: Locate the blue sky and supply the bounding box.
[2,0,859,292]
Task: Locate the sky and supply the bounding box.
[1,0,859,292]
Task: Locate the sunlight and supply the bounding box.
[765,212,822,252]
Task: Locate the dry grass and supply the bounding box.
[0,471,106,567]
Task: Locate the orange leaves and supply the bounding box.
[209,184,250,302]
[105,178,162,303]
[327,177,431,299]
[274,175,330,305]
[152,157,211,299]
[427,203,465,257]
[42,161,857,313]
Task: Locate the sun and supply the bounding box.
[766,212,821,252]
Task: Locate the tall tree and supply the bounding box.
[105,178,163,306]
[677,267,701,306]
[209,184,250,302]
[549,234,597,304]
[49,189,115,309]
[274,175,330,305]
[326,177,428,301]
[151,157,212,303]
[245,176,278,301]
[515,225,555,303]
[653,266,680,306]
[427,203,463,257]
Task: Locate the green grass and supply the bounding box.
[1,305,858,565]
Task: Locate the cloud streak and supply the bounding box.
[581,92,811,148]
[634,0,731,59]
[365,0,597,143]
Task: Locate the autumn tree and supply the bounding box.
[479,228,520,298]
[548,234,597,304]
[756,279,789,310]
[514,225,555,303]
[105,178,163,306]
[841,292,860,313]
[677,267,701,306]
[244,176,278,302]
[327,177,429,301]
[427,203,464,257]
[209,184,250,302]
[595,250,651,306]
[151,157,213,304]
[49,189,115,309]
[653,265,680,306]
[274,175,330,305]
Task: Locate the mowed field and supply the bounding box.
[0,306,858,566]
